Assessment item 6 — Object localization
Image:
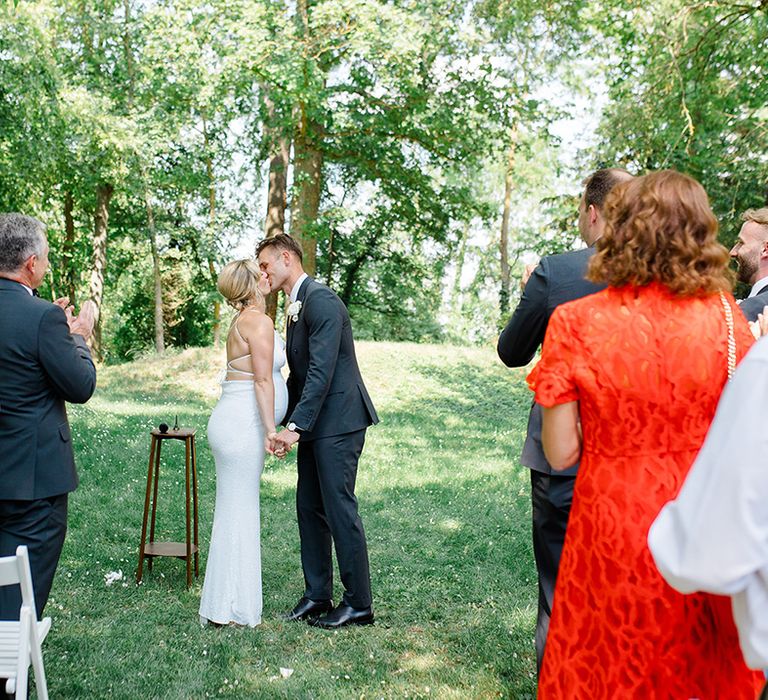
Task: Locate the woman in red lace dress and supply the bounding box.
[528,170,763,698]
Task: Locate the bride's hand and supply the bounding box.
[266,431,279,457]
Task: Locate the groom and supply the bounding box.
[257,234,378,629]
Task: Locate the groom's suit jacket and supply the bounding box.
[497,247,604,475]
[285,276,378,441]
[0,278,97,500]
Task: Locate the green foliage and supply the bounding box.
[9,0,765,354]
[104,246,217,362]
[596,0,768,243]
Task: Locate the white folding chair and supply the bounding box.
[0,546,51,700]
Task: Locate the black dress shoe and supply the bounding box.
[310,603,374,629]
[283,597,334,622]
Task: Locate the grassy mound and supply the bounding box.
[48,341,537,698]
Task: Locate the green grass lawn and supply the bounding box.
[44,341,537,699]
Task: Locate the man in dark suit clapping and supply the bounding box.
[497,168,632,674]
[257,234,378,629]
[0,213,97,626]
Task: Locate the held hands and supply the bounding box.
[268,429,300,459]
[266,432,280,456]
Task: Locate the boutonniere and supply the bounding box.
[287,300,302,323]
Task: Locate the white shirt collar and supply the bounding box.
[21,283,33,296]
[289,273,308,303]
[748,275,768,298]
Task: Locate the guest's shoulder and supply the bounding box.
[542,246,594,271]
[12,291,61,321]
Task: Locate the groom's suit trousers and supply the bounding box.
[296,428,372,609]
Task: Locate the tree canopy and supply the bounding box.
[1,0,765,358]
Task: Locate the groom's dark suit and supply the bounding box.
[0,278,96,621]
[285,276,378,608]
[497,247,604,672]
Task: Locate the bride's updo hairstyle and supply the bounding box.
[217,259,265,311]
[587,169,733,296]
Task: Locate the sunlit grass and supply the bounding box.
[44,341,538,698]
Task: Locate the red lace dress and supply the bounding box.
[528,282,763,699]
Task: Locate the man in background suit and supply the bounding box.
[0,213,96,628]
[497,168,632,673]
[257,234,378,629]
[731,208,768,322]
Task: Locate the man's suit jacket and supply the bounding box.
[738,278,768,322]
[0,278,97,500]
[285,276,378,441]
[497,247,605,475]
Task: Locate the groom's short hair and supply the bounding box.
[256,233,303,262]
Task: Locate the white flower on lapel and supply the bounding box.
[287,300,302,324]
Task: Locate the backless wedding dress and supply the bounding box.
[199,327,288,627]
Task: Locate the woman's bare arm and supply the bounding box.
[541,401,582,470]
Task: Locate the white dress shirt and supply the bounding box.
[649,336,768,669]
[289,273,308,303]
[749,276,768,298]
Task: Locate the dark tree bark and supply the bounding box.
[89,182,114,360]
[145,193,165,353]
[202,114,222,347]
[290,0,323,276]
[62,190,77,302]
[499,138,516,317]
[262,87,290,321]
[290,122,322,276]
[339,230,378,307]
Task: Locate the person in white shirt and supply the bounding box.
[649,335,768,680]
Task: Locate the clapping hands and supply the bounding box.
[748,305,768,339]
[55,297,97,340]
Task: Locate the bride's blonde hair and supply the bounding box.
[217,259,265,312]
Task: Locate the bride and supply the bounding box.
[199,259,288,627]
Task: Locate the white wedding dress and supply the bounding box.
[199,329,288,627]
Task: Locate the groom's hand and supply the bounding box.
[274,429,300,457]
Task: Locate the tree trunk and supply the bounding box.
[339,230,377,307]
[122,0,134,107]
[208,259,221,347]
[290,0,322,275]
[202,114,222,347]
[89,183,114,360]
[451,221,470,311]
[62,190,77,302]
[326,224,335,286]
[145,192,165,353]
[262,88,290,321]
[290,123,322,276]
[499,139,516,318]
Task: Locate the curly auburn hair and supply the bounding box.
[587,170,733,296]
